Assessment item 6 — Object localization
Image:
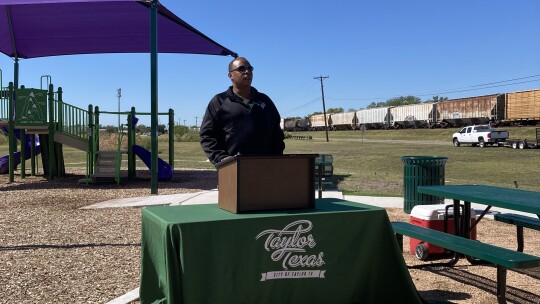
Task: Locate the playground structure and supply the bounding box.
[0,79,175,185]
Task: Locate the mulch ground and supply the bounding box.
[1,168,539,304]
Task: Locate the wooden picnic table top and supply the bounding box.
[418,185,540,215]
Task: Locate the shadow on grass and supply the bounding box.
[315,174,350,190]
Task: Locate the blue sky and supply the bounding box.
[1,0,539,127]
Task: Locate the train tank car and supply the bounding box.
[389,103,434,128]
[283,119,299,131]
[435,94,504,128]
[296,118,311,131]
[328,112,357,130]
[310,114,329,131]
[356,107,390,129]
[505,89,540,125]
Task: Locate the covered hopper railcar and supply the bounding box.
[328,112,358,130]
[435,94,505,128]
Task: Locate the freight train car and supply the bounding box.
[505,89,540,125]
[310,114,329,131]
[283,118,311,131]
[284,88,539,132]
[296,118,311,131]
[283,119,298,132]
[435,94,504,128]
[389,103,434,128]
[328,112,357,130]
[356,107,390,129]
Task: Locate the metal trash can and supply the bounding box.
[401,156,448,214]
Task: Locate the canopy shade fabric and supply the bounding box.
[0,0,237,59]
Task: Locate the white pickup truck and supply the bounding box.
[452,125,509,148]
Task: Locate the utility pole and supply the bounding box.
[183,120,186,126]
[314,76,329,142]
[195,116,198,127]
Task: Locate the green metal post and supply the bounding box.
[150,0,159,194]
[127,113,133,180]
[95,106,100,152]
[30,134,36,176]
[57,87,63,132]
[88,104,94,177]
[19,84,26,178]
[129,107,136,179]
[168,108,174,174]
[48,84,55,179]
[20,128,26,178]
[8,82,14,182]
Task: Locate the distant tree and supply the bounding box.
[367,101,386,109]
[157,124,167,134]
[347,108,357,112]
[310,111,323,116]
[327,107,344,114]
[173,125,200,142]
[385,96,421,106]
[424,95,449,103]
[284,116,301,120]
[136,124,148,134]
[105,125,117,133]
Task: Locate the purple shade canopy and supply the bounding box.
[0,0,237,59]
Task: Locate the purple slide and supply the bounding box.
[131,144,172,180]
[0,126,41,174]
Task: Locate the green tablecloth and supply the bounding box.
[140,198,422,304]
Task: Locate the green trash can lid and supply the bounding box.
[400,156,448,160]
[401,156,448,165]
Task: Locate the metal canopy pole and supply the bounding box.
[150,0,158,194]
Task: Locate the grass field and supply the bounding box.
[1,126,539,196]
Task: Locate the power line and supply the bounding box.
[282,96,321,115]
[274,79,318,100]
[326,74,540,102]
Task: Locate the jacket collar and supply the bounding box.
[227,86,259,102]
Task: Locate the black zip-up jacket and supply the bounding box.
[200,86,285,164]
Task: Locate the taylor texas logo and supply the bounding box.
[255,220,325,281]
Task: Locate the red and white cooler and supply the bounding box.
[409,204,477,260]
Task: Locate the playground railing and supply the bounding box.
[0,87,8,121]
[55,97,90,143]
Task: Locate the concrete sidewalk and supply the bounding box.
[86,189,532,218]
[84,189,404,209]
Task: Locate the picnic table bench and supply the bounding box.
[494,213,540,252]
[314,154,333,197]
[392,222,540,304]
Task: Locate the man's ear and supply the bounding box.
[228,72,233,80]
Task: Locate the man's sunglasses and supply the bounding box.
[230,65,254,73]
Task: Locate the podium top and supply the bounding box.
[215,154,319,168]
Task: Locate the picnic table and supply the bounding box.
[402,184,540,303]
[417,185,540,241]
[139,198,423,304]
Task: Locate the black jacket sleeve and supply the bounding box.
[199,96,229,164]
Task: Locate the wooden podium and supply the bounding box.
[216,154,318,213]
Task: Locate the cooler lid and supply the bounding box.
[410,204,476,220]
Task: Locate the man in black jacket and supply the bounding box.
[200,57,285,164]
